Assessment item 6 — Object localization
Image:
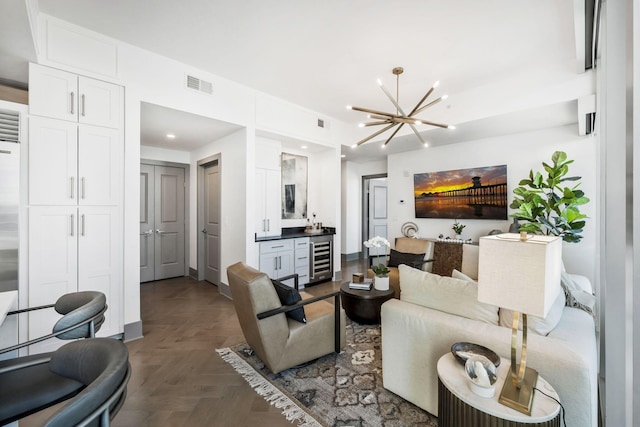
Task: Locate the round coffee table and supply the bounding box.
[340,282,394,324]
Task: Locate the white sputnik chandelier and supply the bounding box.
[347,67,455,148]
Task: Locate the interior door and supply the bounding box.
[139,164,186,282]
[154,166,185,280]
[368,178,388,241]
[203,161,220,285]
[139,164,155,283]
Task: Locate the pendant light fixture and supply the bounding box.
[347,67,455,148]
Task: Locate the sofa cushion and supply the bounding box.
[399,264,499,325]
[387,249,426,268]
[499,291,565,335]
[271,280,306,323]
[461,244,479,280]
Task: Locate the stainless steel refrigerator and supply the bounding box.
[0,140,19,293]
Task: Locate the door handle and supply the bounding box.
[201,228,207,234]
[140,229,153,236]
[156,229,165,234]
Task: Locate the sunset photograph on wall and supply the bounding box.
[414,165,508,220]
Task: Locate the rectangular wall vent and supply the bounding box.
[317,118,325,128]
[0,109,20,143]
[186,75,213,95]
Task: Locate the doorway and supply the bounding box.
[362,174,388,260]
[197,154,221,286]
[140,161,189,282]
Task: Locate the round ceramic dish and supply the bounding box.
[451,342,501,367]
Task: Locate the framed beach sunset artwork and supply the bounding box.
[413,165,508,220]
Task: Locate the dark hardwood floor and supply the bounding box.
[22,258,368,427]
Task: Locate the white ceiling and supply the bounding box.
[2,1,587,160]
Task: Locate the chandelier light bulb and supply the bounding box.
[351,144,358,149]
[376,78,383,86]
[346,105,353,110]
[415,120,423,125]
[358,123,365,128]
[433,80,440,88]
[442,94,449,100]
[448,125,456,130]
[424,142,429,147]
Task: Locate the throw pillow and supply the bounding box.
[271,280,306,323]
[451,268,476,283]
[461,244,479,280]
[560,271,596,317]
[498,291,566,336]
[398,264,499,325]
[387,249,426,268]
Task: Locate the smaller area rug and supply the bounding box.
[216,322,437,427]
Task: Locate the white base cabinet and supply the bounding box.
[28,206,122,353]
[293,237,310,287]
[259,240,294,285]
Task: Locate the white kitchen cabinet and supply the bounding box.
[255,168,282,238]
[293,237,310,287]
[29,117,122,206]
[28,206,122,353]
[259,240,294,285]
[29,63,121,128]
[28,117,77,205]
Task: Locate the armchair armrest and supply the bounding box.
[409,258,434,269]
[274,273,300,290]
[257,290,342,353]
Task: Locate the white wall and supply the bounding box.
[140,146,191,164]
[387,124,597,283]
[31,14,347,331]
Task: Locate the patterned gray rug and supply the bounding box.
[216,322,438,427]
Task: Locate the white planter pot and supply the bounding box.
[374,275,390,291]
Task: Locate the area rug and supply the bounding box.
[216,322,438,427]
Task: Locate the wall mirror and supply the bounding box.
[281,153,308,219]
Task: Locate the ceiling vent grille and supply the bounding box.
[0,109,20,143]
[186,75,213,95]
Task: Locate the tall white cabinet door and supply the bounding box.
[255,169,282,238]
[28,206,78,354]
[78,206,122,338]
[29,63,78,122]
[264,169,282,236]
[78,77,121,128]
[78,125,122,206]
[29,117,78,205]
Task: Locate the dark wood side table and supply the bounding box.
[339,282,394,324]
[437,353,560,427]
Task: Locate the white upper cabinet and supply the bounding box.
[29,118,122,206]
[29,63,121,128]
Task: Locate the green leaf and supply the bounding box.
[552,151,567,165]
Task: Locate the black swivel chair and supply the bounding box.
[0,291,107,355]
[0,338,130,426]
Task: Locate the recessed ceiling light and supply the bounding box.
[341,154,346,158]
[301,145,308,149]
[166,133,176,139]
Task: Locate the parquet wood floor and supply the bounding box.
[20,258,368,427]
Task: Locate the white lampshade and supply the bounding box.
[478,233,562,318]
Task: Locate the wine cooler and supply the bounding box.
[309,235,333,284]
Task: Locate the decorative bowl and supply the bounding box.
[465,355,498,398]
[451,342,500,367]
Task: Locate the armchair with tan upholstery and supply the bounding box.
[368,237,434,298]
[227,262,346,374]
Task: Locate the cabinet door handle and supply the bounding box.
[274,257,278,271]
[81,214,86,236]
[81,94,86,117]
[70,177,75,199]
[81,177,86,199]
[70,214,74,237]
[266,219,270,231]
[70,91,75,115]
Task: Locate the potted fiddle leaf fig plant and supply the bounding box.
[510,151,589,243]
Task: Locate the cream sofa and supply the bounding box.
[381,264,598,427]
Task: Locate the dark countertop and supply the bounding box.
[255,226,336,242]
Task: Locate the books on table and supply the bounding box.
[349,279,373,290]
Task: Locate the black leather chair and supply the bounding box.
[0,338,130,426]
[0,291,107,355]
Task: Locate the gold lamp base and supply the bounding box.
[498,364,538,415]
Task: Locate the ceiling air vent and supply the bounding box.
[317,118,325,128]
[0,109,20,143]
[186,75,213,95]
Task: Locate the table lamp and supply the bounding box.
[478,232,562,415]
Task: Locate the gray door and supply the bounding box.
[203,161,220,284]
[140,164,185,282]
[140,164,155,282]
